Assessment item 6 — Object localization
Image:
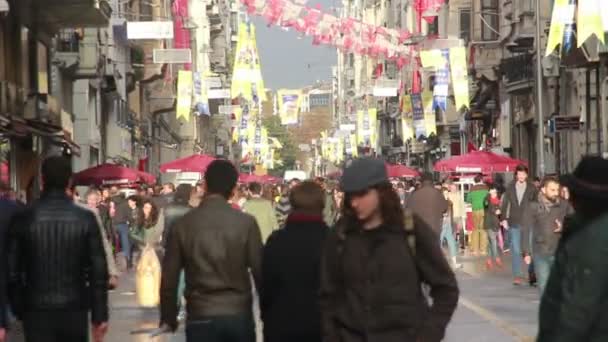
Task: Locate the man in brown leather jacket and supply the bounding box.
[160,160,263,342]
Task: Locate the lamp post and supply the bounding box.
[535,0,546,176]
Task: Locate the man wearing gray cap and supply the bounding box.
[319,158,459,342]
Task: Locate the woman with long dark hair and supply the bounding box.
[320,158,459,342]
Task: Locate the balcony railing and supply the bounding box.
[501,53,534,84]
[57,29,81,53]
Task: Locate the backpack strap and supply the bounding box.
[403,208,416,257]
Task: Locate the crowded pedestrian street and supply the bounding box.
[2,0,608,340]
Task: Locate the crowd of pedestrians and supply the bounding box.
[0,154,608,342]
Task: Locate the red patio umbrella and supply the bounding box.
[386,163,420,178]
[159,154,216,173]
[434,150,526,173]
[72,163,156,187]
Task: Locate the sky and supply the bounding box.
[252,0,339,90]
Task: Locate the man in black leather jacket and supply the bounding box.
[7,156,109,342]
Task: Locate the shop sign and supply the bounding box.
[127,21,174,40]
[153,49,192,64]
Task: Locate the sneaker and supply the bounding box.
[177,310,187,322]
[513,277,524,285]
[495,258,503,268]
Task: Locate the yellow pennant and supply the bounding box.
[545,0,569,56]
[577,0,605,47]
[449,46,470,110]
[176,70,193,122]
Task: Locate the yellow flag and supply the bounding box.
[577,0,605,47]
[449,47,470,110]
[422,91,436,136]
[176,70,193,122]
[277,89,302,125]
[368,108,378,149]
[350,134,358,158]
[420,50,444,68]
[545,0,569,56]
[402,116,413,142]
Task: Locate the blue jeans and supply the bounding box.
[487,230,499,259]
[440,221,458,258]
[116,223,131,264]
[535,254,555,295]
[509,225,523,278]
[186,314,256,342]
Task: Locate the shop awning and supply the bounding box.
[2,117,81,156]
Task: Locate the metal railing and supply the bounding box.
[57,29,81,53]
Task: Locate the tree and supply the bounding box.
[262,115,297,176]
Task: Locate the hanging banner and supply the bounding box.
[193,72,210,115]
[231,22,266,103]
[577,0,605,47]
[420,49,444,68]
[277,89,302,125]
[402,116,414,142]
[449,46,470,110]
[176,70,193,121]
[357,109,377,147]
[411,93,425,138]
[423,91,436,137]
[545,0,569,56]
[433,49,449,111]
[350,134,358,158]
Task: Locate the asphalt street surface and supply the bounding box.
[6,254,539,342]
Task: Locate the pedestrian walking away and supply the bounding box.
[7,156,109,342]
[160,160,263,342]
[467,175,489,256]
[320,158,459,342]
[261,181,329,342]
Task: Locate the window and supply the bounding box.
[140,0,153,19]
[309,94,331,108]
[427,16,439,36]
[481,0,499,41]
[459,8,471,43]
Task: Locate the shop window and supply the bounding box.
[427,16,439,36]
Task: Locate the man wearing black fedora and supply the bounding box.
[537,156,608,342]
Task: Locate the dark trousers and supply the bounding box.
[23,311,88,342]
[186,313,255,342]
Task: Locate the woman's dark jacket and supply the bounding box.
[319,215,459,342]
[484,195,501,231]
[260,214,329,342]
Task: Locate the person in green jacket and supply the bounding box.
[243,182,279,244]
[538,156,608,342]
[466,175,489,256]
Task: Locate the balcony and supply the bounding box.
[28,0,112,33]
[53,29,103,79]
[500,53,535,93]
[23,93,63,125]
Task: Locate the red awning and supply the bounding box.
[72,163,156,187]
[160,154,216,173]
[434,150,527,174]
[325,162,420,179]
[385,163,420,178]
